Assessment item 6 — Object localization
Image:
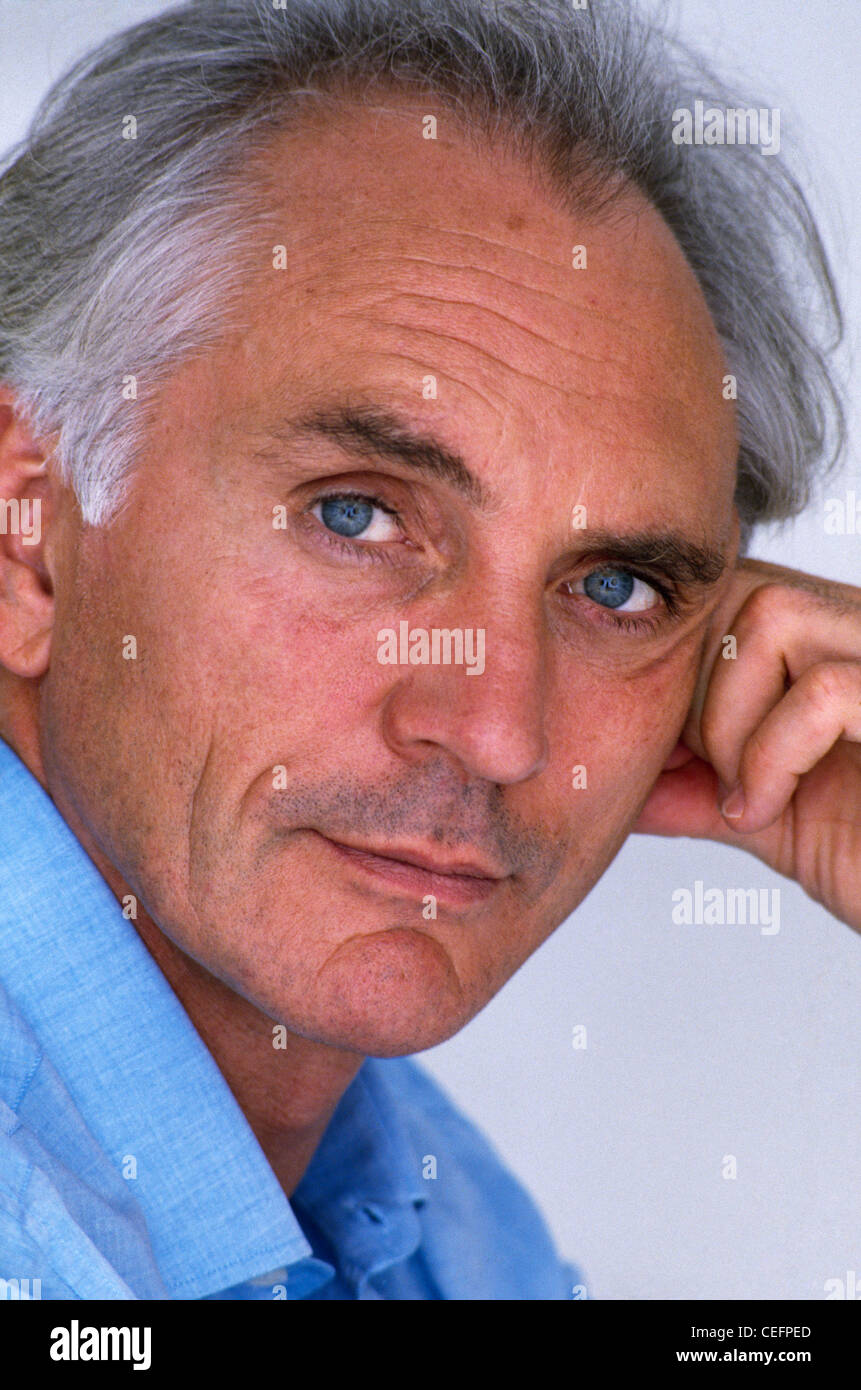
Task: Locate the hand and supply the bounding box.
[633,559,861,932]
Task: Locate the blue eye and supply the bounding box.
[311,493,402,544]
[320,496,375,537]
[578,567,659,613]
[583,569,634,608]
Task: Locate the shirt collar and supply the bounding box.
[0,739,431,1300]
[293,1060,427,1292]
[0,739,310,1299]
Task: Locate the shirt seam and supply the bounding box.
[169,1238,311,1300]
[11,1047,44,1118]
[351,1067,427,1209]
[16,1156,37,1220]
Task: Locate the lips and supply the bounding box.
[311,831,506,907]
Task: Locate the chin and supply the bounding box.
[296,924,478,1057]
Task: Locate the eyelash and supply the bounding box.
[305,490,407,566]
[304,490,681,632]
[578,589,675,635]
[565,573,682,636]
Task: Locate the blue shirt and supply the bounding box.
[0,739,582,1300]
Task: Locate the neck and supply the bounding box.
[132,911,364,1195]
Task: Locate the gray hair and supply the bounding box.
[0,0,845,539]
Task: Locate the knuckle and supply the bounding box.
[802,661,850,714]
[737,581,795,631]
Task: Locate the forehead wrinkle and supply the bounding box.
[310,247,682,341]
[330,239,573,294]
[426,367,508,427]
[259,341,509,445]
[276,200,688,295]
[345,254,582,331]
[369,289,611,360]
[365,292,659,383]
[329,269,715,380]
[379,244,688,312]
[350,352,509,427]
[284,204,710,310]
[271,227,724,385]
[339,309,583,400]
[342,274,729,430]
[389,262,676,338]
[337,310,704,433]
[326,267,714,387]
[304,336,510,419]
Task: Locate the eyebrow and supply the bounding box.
[267,402,729,590]
[283,404,488,506]
[566,530,728,590]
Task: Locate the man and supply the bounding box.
[0,0,857,1300]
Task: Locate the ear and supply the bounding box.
[0,387,57,679]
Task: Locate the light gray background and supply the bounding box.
[1,0,858,1299]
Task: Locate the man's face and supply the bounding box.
[39,97,738,1055]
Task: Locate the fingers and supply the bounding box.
[722,660,861,832]
[636,567,861,929]
[692,581,861,802]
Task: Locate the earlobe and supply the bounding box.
[0,395,56,679]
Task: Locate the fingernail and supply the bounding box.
[721,784,745,819]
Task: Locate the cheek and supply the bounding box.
[550,649,700,818]
[207,591,387,748]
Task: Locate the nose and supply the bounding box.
[379,596,549,786]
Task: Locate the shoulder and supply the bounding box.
[364,1056,586,1300]
[0,981,164,1299]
